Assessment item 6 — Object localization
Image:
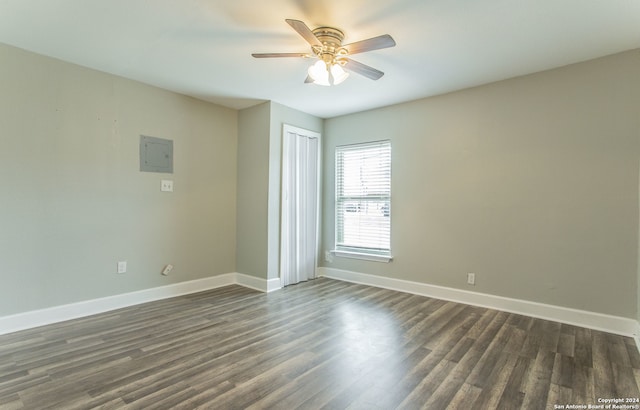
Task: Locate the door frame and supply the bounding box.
[280,124,322,285]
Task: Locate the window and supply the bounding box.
[335,140,392,261]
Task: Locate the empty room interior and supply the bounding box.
[1,1,640,409]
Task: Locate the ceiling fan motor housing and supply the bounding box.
[312,26,347,65]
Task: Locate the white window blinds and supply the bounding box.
[335,140,391,256]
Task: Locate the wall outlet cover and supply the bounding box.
[162,264,174,276]
[467,272,476,285]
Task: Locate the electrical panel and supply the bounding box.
[140,135,173,173]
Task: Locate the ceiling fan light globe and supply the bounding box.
[330,64,349,85]
[308,61,330,86]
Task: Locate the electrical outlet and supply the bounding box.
[467,272,475,285]
[161,264,173,276]
[117,261,127,274]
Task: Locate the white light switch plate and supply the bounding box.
[161,180,173,192]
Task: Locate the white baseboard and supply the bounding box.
[3,269,637,342]
[236,273,282,293]
[318,267,639,338]
[0,272,277,336]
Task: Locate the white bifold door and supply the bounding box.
[280,125,320,287]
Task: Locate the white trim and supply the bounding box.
[236,273,282,293]
[4,269,637,341]
[633,321,640,353]
[318,267,638,338]
[266,277,283,292]
[0,272,277,336]
[332,250,393,263]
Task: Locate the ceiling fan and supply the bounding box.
[252,19,396,86]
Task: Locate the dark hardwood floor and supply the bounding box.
[0,278,638,409]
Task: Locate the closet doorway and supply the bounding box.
[280,124,320,287]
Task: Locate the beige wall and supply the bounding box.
[236,102,271,278]
[2,39,638,321]
[0,43,238,316]
[322,50,640,318]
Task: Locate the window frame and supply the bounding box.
[333,140,392,263]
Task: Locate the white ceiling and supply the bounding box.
[1,0,639,118]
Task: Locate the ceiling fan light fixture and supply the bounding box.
[308,60,349,86]
[308,60,330,86]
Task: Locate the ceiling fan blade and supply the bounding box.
[285,19,322,47]
[342,58,384,80]
[343,34,396,55]
[252,52,309,58]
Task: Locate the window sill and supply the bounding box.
[332,250,393,263]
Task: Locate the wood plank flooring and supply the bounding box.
[0,278,638,409]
